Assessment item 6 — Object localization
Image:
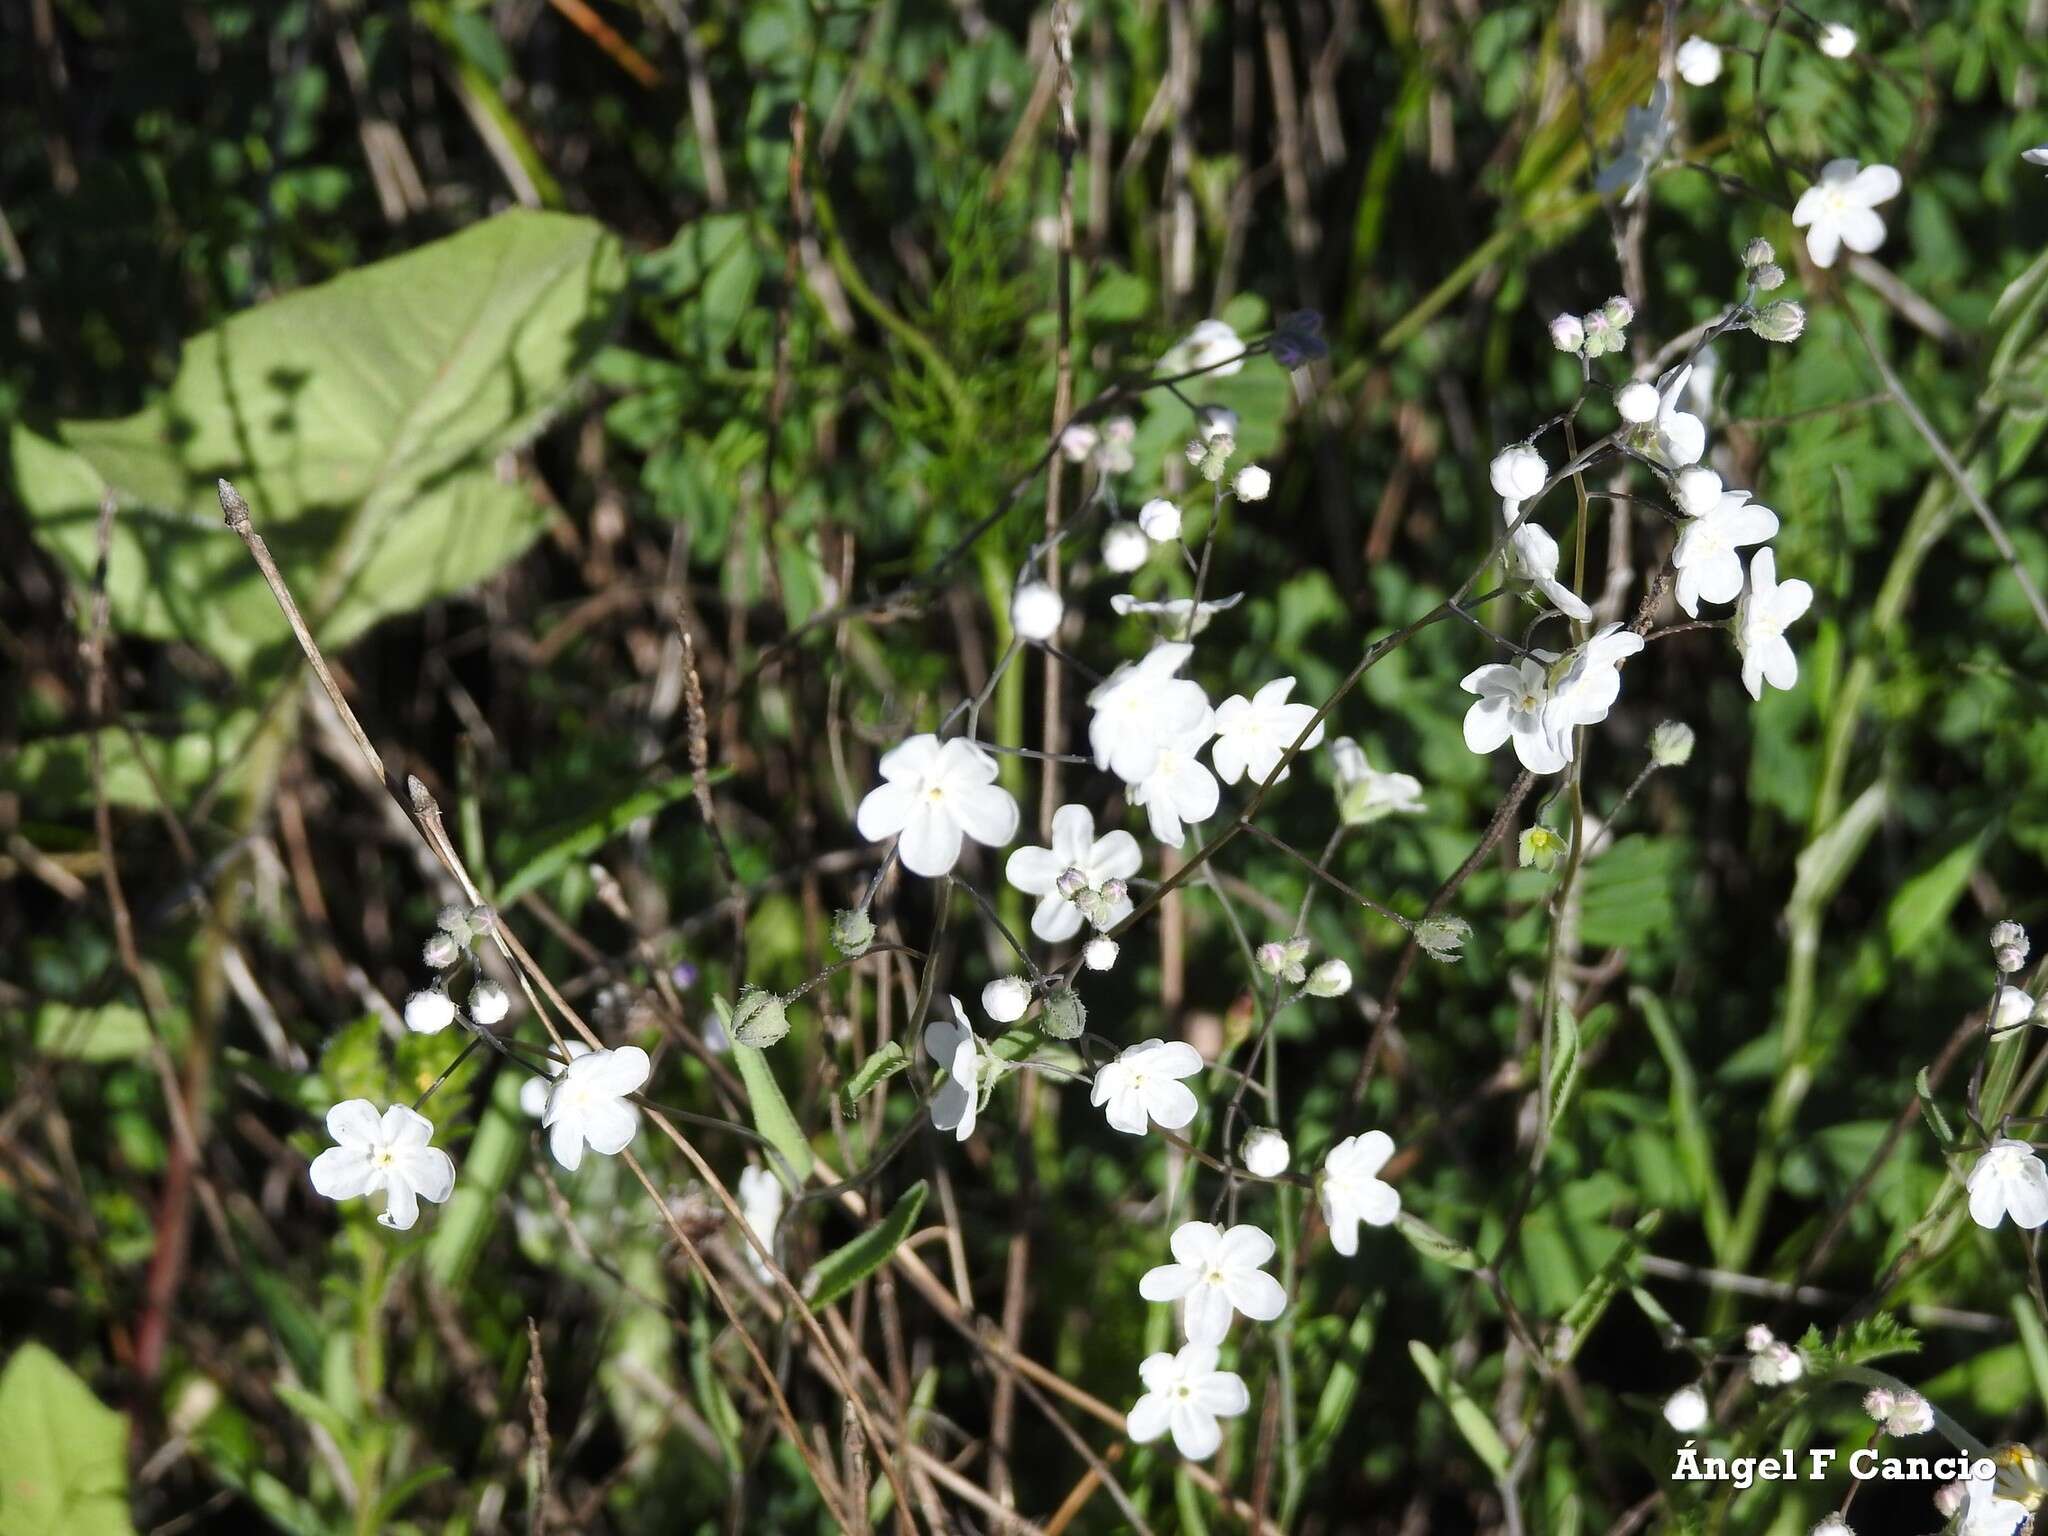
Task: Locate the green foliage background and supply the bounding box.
[4,2,2048,1533]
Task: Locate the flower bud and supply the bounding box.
[1742,236,1775,268]
[1810,1516,1853,1536]
[1752,262,1786,292]
[1675,466,1723,517]
[1649,720,1696,767]
[1549,313,1585,352]
[1995,986,2037,1030]
[1233,465,1272,501]
[1519,826,1567,872]
[1993,921,2030,974]
[1240,1126,1291,1178]
[1663,1385,1709,1432]
[436,903,470,936]
[422,931,460,969]
[1185,437,1208,467]
[404,989,457,1035]
[1934,1482,1966,1519]
[1196,405,1239,441]
[1138,498,1183,543]
[1060,423,1099,462]
[1489,444,1548,503]
[1749,1342,1803,1386]
[469,979,511,1026]
[1256,941,1290,977]
[1885,1392,1933,1436]
[1038,988,1086,1040]
[732,986,791,1049]
[1615,381,1660,424]
[1305,959,1352,997]
[831,907,876,958]
[1010,580,1065,641]
[982,976,1031,1024]
[466,905,497,937]
[1745,1323,1775,1352]
[1102,520,1149,574]
[1581,312,1620,357]
[1817,21,1856,57]
[1097,877,1129,910]
[1082,937,1119,971]
[1056,866,1089,899]
[1861,1387,1896,1422]
[1602,295,1635,328]
[1751,301,1807,343]
[1415,915,1471,963]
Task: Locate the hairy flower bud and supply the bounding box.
[1083,937,1119,972]
[404,989,457,1036]
[1752,262,1786,292]
[1038,988,1086,1041]
[1233,464,1272,501]
[732,987,791,1049]
[1663,1385,1709,1432]
[831,907,876,958]
[1602,295,1635,328]
[1549,312,1586,352]
[1305,959,1352,997]
[1993,921,2030,974]
[1138,498,1183,543]
[469,979,511,1026]
[422,931,460,970]
[982,977,1031,1024]
[1240,1126,1291,1178]
[1742,236,1776,269]
[1649,720,1696,767]
[1885,1392,1933,1436]
[1751,301,1807,343]
[1102,520,1148,573]
[1255,941,1289,977]
[1861,1387,1896,1422]
[1010,580,1065,641]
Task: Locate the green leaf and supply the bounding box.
[16,210,625,671]
[1396,1212,1483,1271]
[1301,1304,1377,1464]
[725,1006,813,1180]
[4,708,258,812]
[1788,782,1888,923]
[1408,1340,1510,1478]
[0,1345,134,1536]
[801,1181,928,1310]
[1886,831,1988,958]
[1635,986,1731,1251]
[841,1041,909,1109]
[1554,1212,1662,1365]
[34,1003,158,1063]
[494,767,730,904]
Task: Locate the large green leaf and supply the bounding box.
[0,1345,134,1536]
[15,210,625,671]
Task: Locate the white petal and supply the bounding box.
[875,734,941,782]
[1182,1283,1232,1345]
[1218,1224,1276,1269]
[1355,1180,1402,1227]
[1127,1392,1173,1444]
[309,1146,375,1201]
[1226,1269,1287,1323]
[951,781,1021,849]
[897,802,964,877]
[1191,1370,1250,1416]
[1029,893,1085,943]
[591,1045,651,1096]
[1144,1080,1200,1131]
[855,781,915,841]
[2010,1160,2048,1229]
[1462,698,1513,756]
[1969,1161,2010,1229]
[1169,1402,1223,1459]
[580,1100,640,1157]
[1091,829,1144,880]
[378,1178,421,1231]
[1805,221,1843,268]
[1169,1221,1222,1266]
[1005,844,1062,896]
[1837,206,1887,256]
[325,1099,385,1149]
[549,1118,587,1172]
[404,1145,457,1204]
[1049,803,1095,860]
[1140,1263,1195,1302]
[1105,1087,1152,1136]
[1850,163,1901,203]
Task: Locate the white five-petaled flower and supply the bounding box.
[309,1101,457,1231]
[543,1045,650,1171]
[1735,548,1814,700]
[1126,1343,1251,1460]
[1088,642,1214,783]
[519,1040,593,1117]
[1676,37,1723,86]
[1109,591,1245,639]
[922,996,986,1143]
[1461,654,1569,774]
[1321,1131,1401,1255]
[1969,1138,2048,1230]
[1139,1220,1288,1344]
[736,1164,785,1280]
[1490,443,1548,523]
[1663,1385,1710,1432]
[1211,676,1325,786]
[856,734,1021,878]
[1792,159,1901,268]
[1816,21,1857,58]
[1545,623,1645,743]
[1672,490,1779,616]
[1164,318,1247,378]
[1130,720,1222,849]
[1960,1471,2031,1536]
[1650,365,1707,467]
[1506,523,1593,622]
[1006,803,1142,942]
[1091,1039,1204,1137]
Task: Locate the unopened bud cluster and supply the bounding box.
[1993,920,2030,975]
[1554,295,1635,359]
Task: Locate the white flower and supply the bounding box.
[1545,623,1645,742]
[922,996,985,1143]
[1109,591,1245,638]
[1663,1385,1710,1432]
[1091,1039,1203,1137]
[1651,365,1707,467]
[1139,1220,1287,1344]
[1211,676,1324,786]
[1616,380,1660,423]
[1233,465,1271,501]
[1672,491,1779,616]
[1744,1323,1776,1353]
[982,976,1031,1024]
[1677,37,1723,85]
[1461,655,1569,775]
[1011,580,1065,641]
[309,1100,457,1231]
[1089,644,1213,783]
[543,1046,650,1171]
[1960,1472,2031,1536]
[1058,423,1099,463]
[1005,803,1141,942]
[737,1164,785,1280]
[1126,1343,1250,1460]
[2026,146,2048,173]
[1550,313,1585,352]
[1241,1127,1290,1177]
[1329,737,1425,822]
[1811,1517,1853,1536]
[1083,936,1119,971]
[1817,21,1857,58]
[1102,520,1149,573]
[856,734,1021,878]
[519,1040,593,1117]
[1995,986,2037,1031]
[1164,318,1247,378]
[1793,158,1901,268]
[1969,1138,2048,1229]
[1320,1131,1401,1255]
[469,980,511,1026]
[1196,405,1239,440]
[1505,523,1593,621]
[1139,498,1184,542]
[1675,466,1724,518]
[1490,444,1548,522]
[1749,1342,1804,1386]
[1130,720,1222,849]
[404,989,456,1036]
[1736,548,1814,700]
